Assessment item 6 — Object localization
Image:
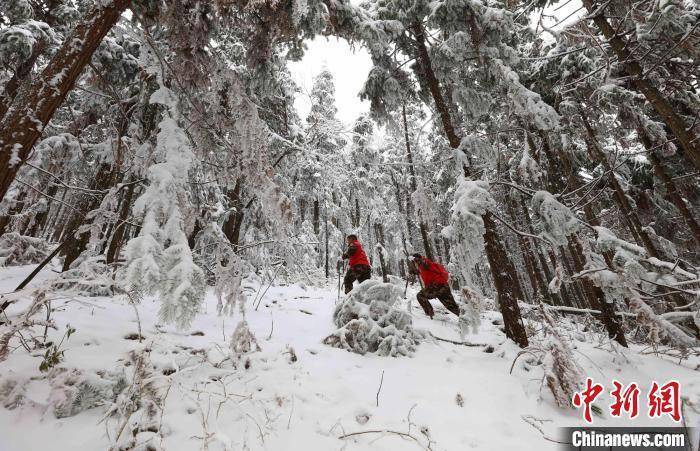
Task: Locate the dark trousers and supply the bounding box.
[344,264,371,293]
[417,284,460,317]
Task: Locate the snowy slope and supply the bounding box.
[0,264,698,451]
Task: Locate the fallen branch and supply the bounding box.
[339,429,432,450]
[521,415,569,445]
[523,304,636,318]
[429,332,487,347]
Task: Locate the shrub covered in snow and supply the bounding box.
[51,255,114,296]
[48,367,127,418]
[0,232,54,266]
[323,280,425,357]
[0,367,127,418]
[230,320,261,359]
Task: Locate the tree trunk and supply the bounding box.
[0,192,25,238]
[580,0,700,171]
[568,235,628,347]
[579,108,661,258]
[27,184,58,237]
[402,103,434,260]
[507,196,547,302]
[106,179,136,264]
[634,123,700,246]
[354,197,360,228]
[483,212,529,347]
[374,223,389,282]
[0,0,131,202]
[0,0,60,121]
[412,21,527,346]
[325,203,330,279]
[313,199,320,235]
[299,198,306,224]
[222,181,245,247]
[411,23,461,149]
[61,163,120,271]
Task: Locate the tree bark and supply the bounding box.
[580,0,700,171]
[222,180,245,247]
[0,0,131,202]
[579,108,661,258]
[483,212,529,347]
[634,123,700,246]
[411,21,528,346]
[374,223,389,282]
[568,235,628,347]
[402,104,434,260]
[313,199,320,235]
[106,179,136,264]
[411,23,461,149]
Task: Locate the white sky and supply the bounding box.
[287,37,372,126]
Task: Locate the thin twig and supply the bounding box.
[376,370,385,407]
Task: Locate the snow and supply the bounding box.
[0,264,699,450]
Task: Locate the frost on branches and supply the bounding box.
[324,280,425,357]
[122,89,205,330]
[0,232,53,266]
[531,191,580,246]
[629,298,697,349]
[443,179,494,287]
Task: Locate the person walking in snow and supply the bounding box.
[341,234,371,294]
[409,253,460,319]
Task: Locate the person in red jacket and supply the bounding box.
[410,253,460,318]
[341,234,371,293]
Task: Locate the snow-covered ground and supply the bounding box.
[0,264,698,451]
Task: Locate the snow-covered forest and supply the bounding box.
[0,0,699,449]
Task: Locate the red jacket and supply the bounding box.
[344,239,370,267]
[417,258,449,286]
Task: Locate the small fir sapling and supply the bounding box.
[51,255,114,296]
[48,367,126,419]
[122,88,206,330]
[458,286,482,336]
[230,320,261,360]
[540,306,583,408]
[104,350,163,451]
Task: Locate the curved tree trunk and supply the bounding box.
[0,0,131,202]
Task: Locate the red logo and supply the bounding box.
[572,379,681,423]
[648,381,681,422]
[572,378,604,423]
[610,380,640,419]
